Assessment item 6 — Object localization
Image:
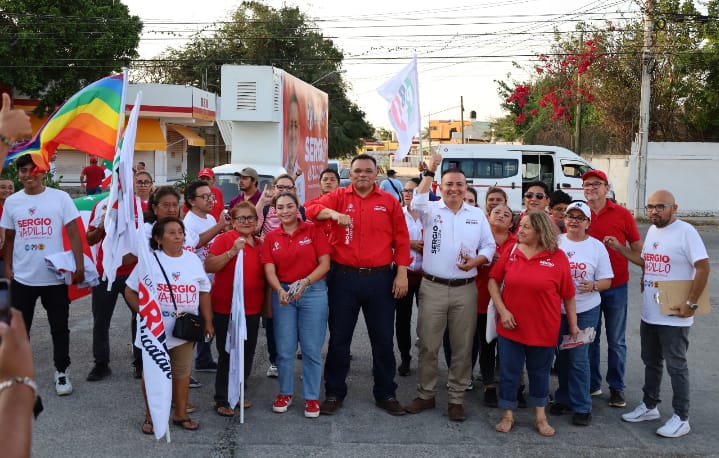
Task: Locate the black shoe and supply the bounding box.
[376,397,406,416]
[483,387,498,408]
[189,376,202,389]
[608,389,626,407]
[517,386,527,408]
[195,361,218,372]
[320,397,343,415]
[133,365,143,379]
[572,412,592,426]
[549,402,572,416]
[398,359,410,377]
[87,364,112,382]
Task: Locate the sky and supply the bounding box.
[122,0,642,130]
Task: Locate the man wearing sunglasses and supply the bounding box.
[582,170,642,409]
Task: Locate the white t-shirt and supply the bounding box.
[0,187,80,286]
[641,219,709,327]
[559,234,614,314]
[142,222,199,253]
[183,210,217,264]
[126,250,210,349]
[403,206,423,272]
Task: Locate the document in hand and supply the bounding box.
[657,280,710,315]
[559,327,596,350]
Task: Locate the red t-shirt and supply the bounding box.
[304,184,411,267]
[209,231,264,315]
[261,220,331,283]
[489,246,575,347]
[82,164,105,188]
[476,233,517,314]
[586,199,640,287]
[304,195,335,244]
[88,197,141,277]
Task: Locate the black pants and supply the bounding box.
[213,312,260,407]
[91,275,141,367]
[12,280,71,372]
[394,272,422,361]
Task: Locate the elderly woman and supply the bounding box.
[125,217,213,433]
[205,202,265,417]
[489,211,577,437]
[551,202,613,426]
[262,193,331,418]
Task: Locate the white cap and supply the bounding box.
[566,201,591,221]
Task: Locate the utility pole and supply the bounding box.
[574,32,583,153]
[635,0,653,216]
[460,96,465,144]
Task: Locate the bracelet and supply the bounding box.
[304,277,311,286]
[0,133,12,147]
[0,377,38,399]
[423,170,436,178]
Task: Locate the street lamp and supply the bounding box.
[311,69,347,85]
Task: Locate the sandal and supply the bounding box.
[141,418,154,435]
[172,417,199,431]
[171,402,196,414]
[244,399,252,409]
[495,415,515,433]
[215,405,235,417]
[534,418,556,437]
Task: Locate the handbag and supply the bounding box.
[486,243,518,343]
[152,252,205,342]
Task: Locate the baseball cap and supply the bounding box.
[234,167,258,181]
[565,201,591,221]
[581,169,608,183]
[90,157,98,163]
[198,167,214,178]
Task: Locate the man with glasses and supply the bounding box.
[184,180,230,372]
[582,170,642,408]
[606,190,709,438]
[198,168,225,222]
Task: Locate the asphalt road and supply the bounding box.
[27,224,719,457]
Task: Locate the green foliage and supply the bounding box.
[0,162,62,190]
[173,172,198,198]
[0,0,142,114]
[135,1,371,159]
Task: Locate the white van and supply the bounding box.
[436,144,602,211]
[213,163,287,208]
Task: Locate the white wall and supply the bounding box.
[230,122,282,165]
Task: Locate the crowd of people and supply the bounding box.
[0,109,710,449]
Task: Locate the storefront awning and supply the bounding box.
[135,119,167,151]
[168,124,205,147]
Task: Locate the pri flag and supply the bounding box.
[227,248,247,420]
[377,55,421,161]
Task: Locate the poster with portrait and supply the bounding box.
[282,72,329,203]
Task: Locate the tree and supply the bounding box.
[0,0,142,114]
[134,1,371,158]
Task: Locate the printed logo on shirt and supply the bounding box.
[374,205,387,212]
[644,252,671,275]
[464,218,480,225]
[28,207,37,216]
[18,216,53,238]
[272,241,281,251]
[157,282,198,305]
[539,258,555,268]
[345,203,355,213]
[431,214,443,254]
[643,279,660,288]
[299,236,312,246]
[344,217,354,245]
[565,251,575,259]
[652,241,660,250]
[182,245,195,253]
[569,261,587,282]
[24,243,45,251]
[172,272,181,281]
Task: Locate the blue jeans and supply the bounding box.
[589,283,628,392]
[324,268,398,401]
[555,307,601,413]
[497,336,554,410]
[273,279,328,400]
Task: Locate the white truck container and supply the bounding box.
[435,144,604,211]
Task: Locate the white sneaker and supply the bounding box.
[266,364,278,378]
[54,371,73,396]
[622,402,660,423]
[590,388,603,397]
[656,414,690,438]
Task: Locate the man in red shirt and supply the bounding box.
[583,170,642,408]
[305,154,411,417]
[80,157,105,195]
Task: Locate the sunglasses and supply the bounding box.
[524,192,546,200]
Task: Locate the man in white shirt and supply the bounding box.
[0,154,85,396]
[607,190,709,438]
[405,153,495,422]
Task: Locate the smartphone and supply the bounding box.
[0,278,11,324]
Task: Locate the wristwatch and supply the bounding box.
[686,300,699,311]
[423,170,436,178]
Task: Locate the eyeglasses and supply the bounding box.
[582,181,605,189]
[564,214,588,222]
[645,203,672,212]
[136,180,153,186]
[524,192,546,200]
[232,216,258,223]
[402,188,414,193]
[274,185,295,191]
[196,193,215,201]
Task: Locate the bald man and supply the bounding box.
[606,190,709,438]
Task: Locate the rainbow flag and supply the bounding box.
[5,74,125,171]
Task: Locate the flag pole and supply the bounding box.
[116,67,129,151]
[240,343,245,424]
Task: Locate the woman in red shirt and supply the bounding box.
[262,193,330,418]
[489,211,577,437]
[205,202,265,417]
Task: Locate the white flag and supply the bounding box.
[227,248,247,411]
[102,92,142,286]
[377,55,421,161]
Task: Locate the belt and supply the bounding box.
[423,274,475,287]
[332,263,393,276]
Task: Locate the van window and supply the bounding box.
[442,158,518,179]
[522,153,554,193]
[561,160,593,178]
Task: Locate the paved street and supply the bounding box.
[28,224,719,457]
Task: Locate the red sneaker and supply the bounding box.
[305,400,320,418]
[272,394,292,413]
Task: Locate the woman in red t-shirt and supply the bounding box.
[205,202,265,417]
[262,193,330,419]
[489,211,577,437]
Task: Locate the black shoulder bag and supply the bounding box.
[152,251,204,342]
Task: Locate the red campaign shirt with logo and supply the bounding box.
[476,233,517,313]
[304,195,336,245]
[209,231,264,316]
[489,246,575,347]
[261,220,331,283]
[304,184,411,268]
[587,199,641,287]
